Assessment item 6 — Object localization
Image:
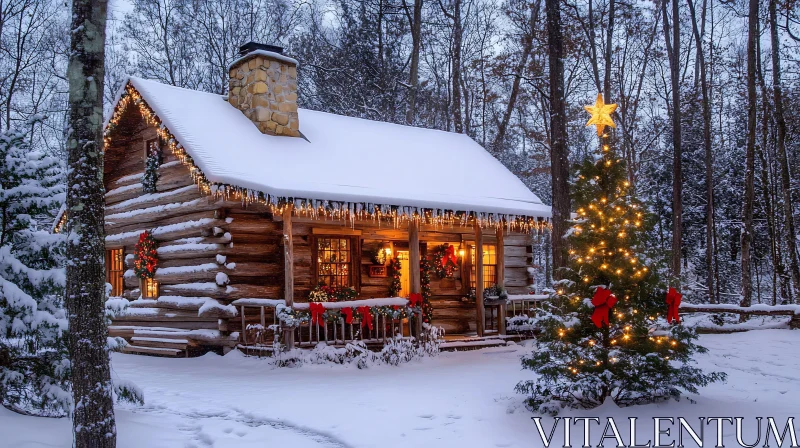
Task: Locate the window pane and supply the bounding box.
[317,237,353,288]
[470,244,498,289]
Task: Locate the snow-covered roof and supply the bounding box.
[110,77,551,219]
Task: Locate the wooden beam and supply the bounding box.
[496,227,506,335]
[409,220,422,337]
[475,221,485,337]
[282,206,295,349]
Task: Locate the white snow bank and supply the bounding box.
[231,298,285,307]
[198,298,237,317]
[681,302,800,314]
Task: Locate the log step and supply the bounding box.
[122,344,185,357]
[131,336,190,351]
[439,339,507,351]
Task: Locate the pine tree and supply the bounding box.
[516,95,725,415]
[0,116,70,416]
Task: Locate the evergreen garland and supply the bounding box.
[388,258,402,297]
[133,230,159,279]
[141,147,161,194]
[420,257,433,323]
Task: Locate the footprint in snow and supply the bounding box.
[235,431,247,437]
[418,414,435,419]
[446,414,462,420]
[413,427,432,431]
[222,428,233,434]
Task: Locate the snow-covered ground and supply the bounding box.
[3,329,800,447]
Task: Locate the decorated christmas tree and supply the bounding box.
[516,94,725,414]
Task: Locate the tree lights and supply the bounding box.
[515,94,725,415]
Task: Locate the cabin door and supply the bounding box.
[397,251,410,297]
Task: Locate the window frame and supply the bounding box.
[311,235,361,291]
[469,243,498,289]
[140,277,159,299]
[105,248,125,297]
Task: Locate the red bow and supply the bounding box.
[441,245,458,268]
[341,307,354,324]
[409,293,422,308]
[666,287,682,324]
[591,286,617,328]
[357,306,374,331]
[309,302,326,327]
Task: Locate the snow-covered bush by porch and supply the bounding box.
[0,117,70,415]
[267,324,442,369]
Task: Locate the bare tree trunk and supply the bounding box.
[662,0,682,287]
[603,0,615,100]
[440,0,464,133]
[686,0,715,302]
[740,0,758,309]
[492,0,538,152]
[546,0,570,275]
[769,0,800,301]
[404,0,423,125]
[66,0,115,446]
[755,35,789,306]
[452,0,463,133]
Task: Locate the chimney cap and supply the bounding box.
[239,42,284,56]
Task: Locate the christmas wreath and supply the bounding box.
[133,230,159,279]
[368,247,389,265]
[429,243,459,278]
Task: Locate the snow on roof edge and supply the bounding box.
[107,77,552,221]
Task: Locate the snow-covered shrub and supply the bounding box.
[267,325,443,369]
[0,117,70,416]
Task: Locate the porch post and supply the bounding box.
[474,220,485,337]
[409,220,422,337]
[282,206,295,349]
[496,226,506,335]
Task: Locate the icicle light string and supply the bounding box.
[105,83,550,232]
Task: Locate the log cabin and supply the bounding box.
[89,42,551,357]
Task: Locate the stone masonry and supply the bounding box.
[228,53,299,137]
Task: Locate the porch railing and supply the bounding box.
[231,298,422,350]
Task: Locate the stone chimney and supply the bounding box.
[228,42,299,137]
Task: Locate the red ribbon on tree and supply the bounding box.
[341,307,354,324]
[591,286,617,328]
[408,292,422,308]
[357,306,374,331]
[666,287,682,324]
[441,245,458,269]
[309,302,326,327]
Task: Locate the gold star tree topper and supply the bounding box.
[584,93,617,136]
